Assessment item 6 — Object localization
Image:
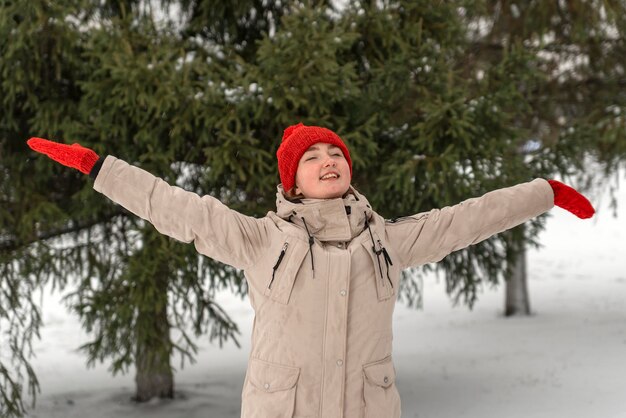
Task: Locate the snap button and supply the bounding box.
[383,376,389,384]
[336,359,343,366]
[340,290,346,296]
[264,383,270,390]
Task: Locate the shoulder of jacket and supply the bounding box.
[264,212,309,244]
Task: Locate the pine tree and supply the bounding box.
[0,266,41,417]
[0,0,280,412]
[459,0,626,314]
[1,1,624,416]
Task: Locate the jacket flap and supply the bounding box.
[360,240,394,301]
[363,356,396,388]
[248,357,300,393]
[279,237,310,281]
[263,236,310,304]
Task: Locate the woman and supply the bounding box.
[27,123,593,418]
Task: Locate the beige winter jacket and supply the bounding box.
[93,156,554,418]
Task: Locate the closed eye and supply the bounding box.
[305,153,342,161]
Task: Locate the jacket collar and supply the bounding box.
[275,184,374,242]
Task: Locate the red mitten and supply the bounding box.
[548,179,595,219]
[27,137,99,175]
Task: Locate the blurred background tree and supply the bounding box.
[1,0,624,416]
[459,0,626,314]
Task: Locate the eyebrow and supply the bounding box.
[304,145,341,153]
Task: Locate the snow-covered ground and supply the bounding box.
[26,177,626,418]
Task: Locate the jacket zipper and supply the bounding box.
[388,214,428,224]
[387,216,414,223]
[268,242,289,289]
[378,239,394,288]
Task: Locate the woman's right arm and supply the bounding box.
[28,138,268,271]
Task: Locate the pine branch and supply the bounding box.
[0,209,128,253]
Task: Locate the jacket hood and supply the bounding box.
[275,184,374,243]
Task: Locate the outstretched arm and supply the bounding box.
[385,178,594,270]
[27,137,268,270]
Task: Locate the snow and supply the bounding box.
[26,178,626,418]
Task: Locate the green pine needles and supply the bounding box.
[1,0,625,416]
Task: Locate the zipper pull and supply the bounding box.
[371,244,385,286]
[268,242,289,289]
[378,240,394,288]
[381,246,393,266]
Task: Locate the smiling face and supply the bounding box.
[292,142,352,199]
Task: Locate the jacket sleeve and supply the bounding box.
[385,178,554,270]
[93,156,268,270]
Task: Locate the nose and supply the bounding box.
[324,154,337,167]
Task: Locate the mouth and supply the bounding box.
[320,172,340,181]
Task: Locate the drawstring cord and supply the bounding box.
[301,217,315,278]
[364,211,393,288]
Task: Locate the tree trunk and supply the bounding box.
[504,239,531,316]
[134,275,174,401]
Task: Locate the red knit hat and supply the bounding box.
[276,123,352,192]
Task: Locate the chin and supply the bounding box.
[325,185,350,199]
[302,182,350,199]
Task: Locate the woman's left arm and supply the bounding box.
[385,178,594,270]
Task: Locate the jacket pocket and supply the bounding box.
[263,237,309,305]
[362,356,401,418]
[241,357,301,418]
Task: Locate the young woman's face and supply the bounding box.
[293,142,351,199]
